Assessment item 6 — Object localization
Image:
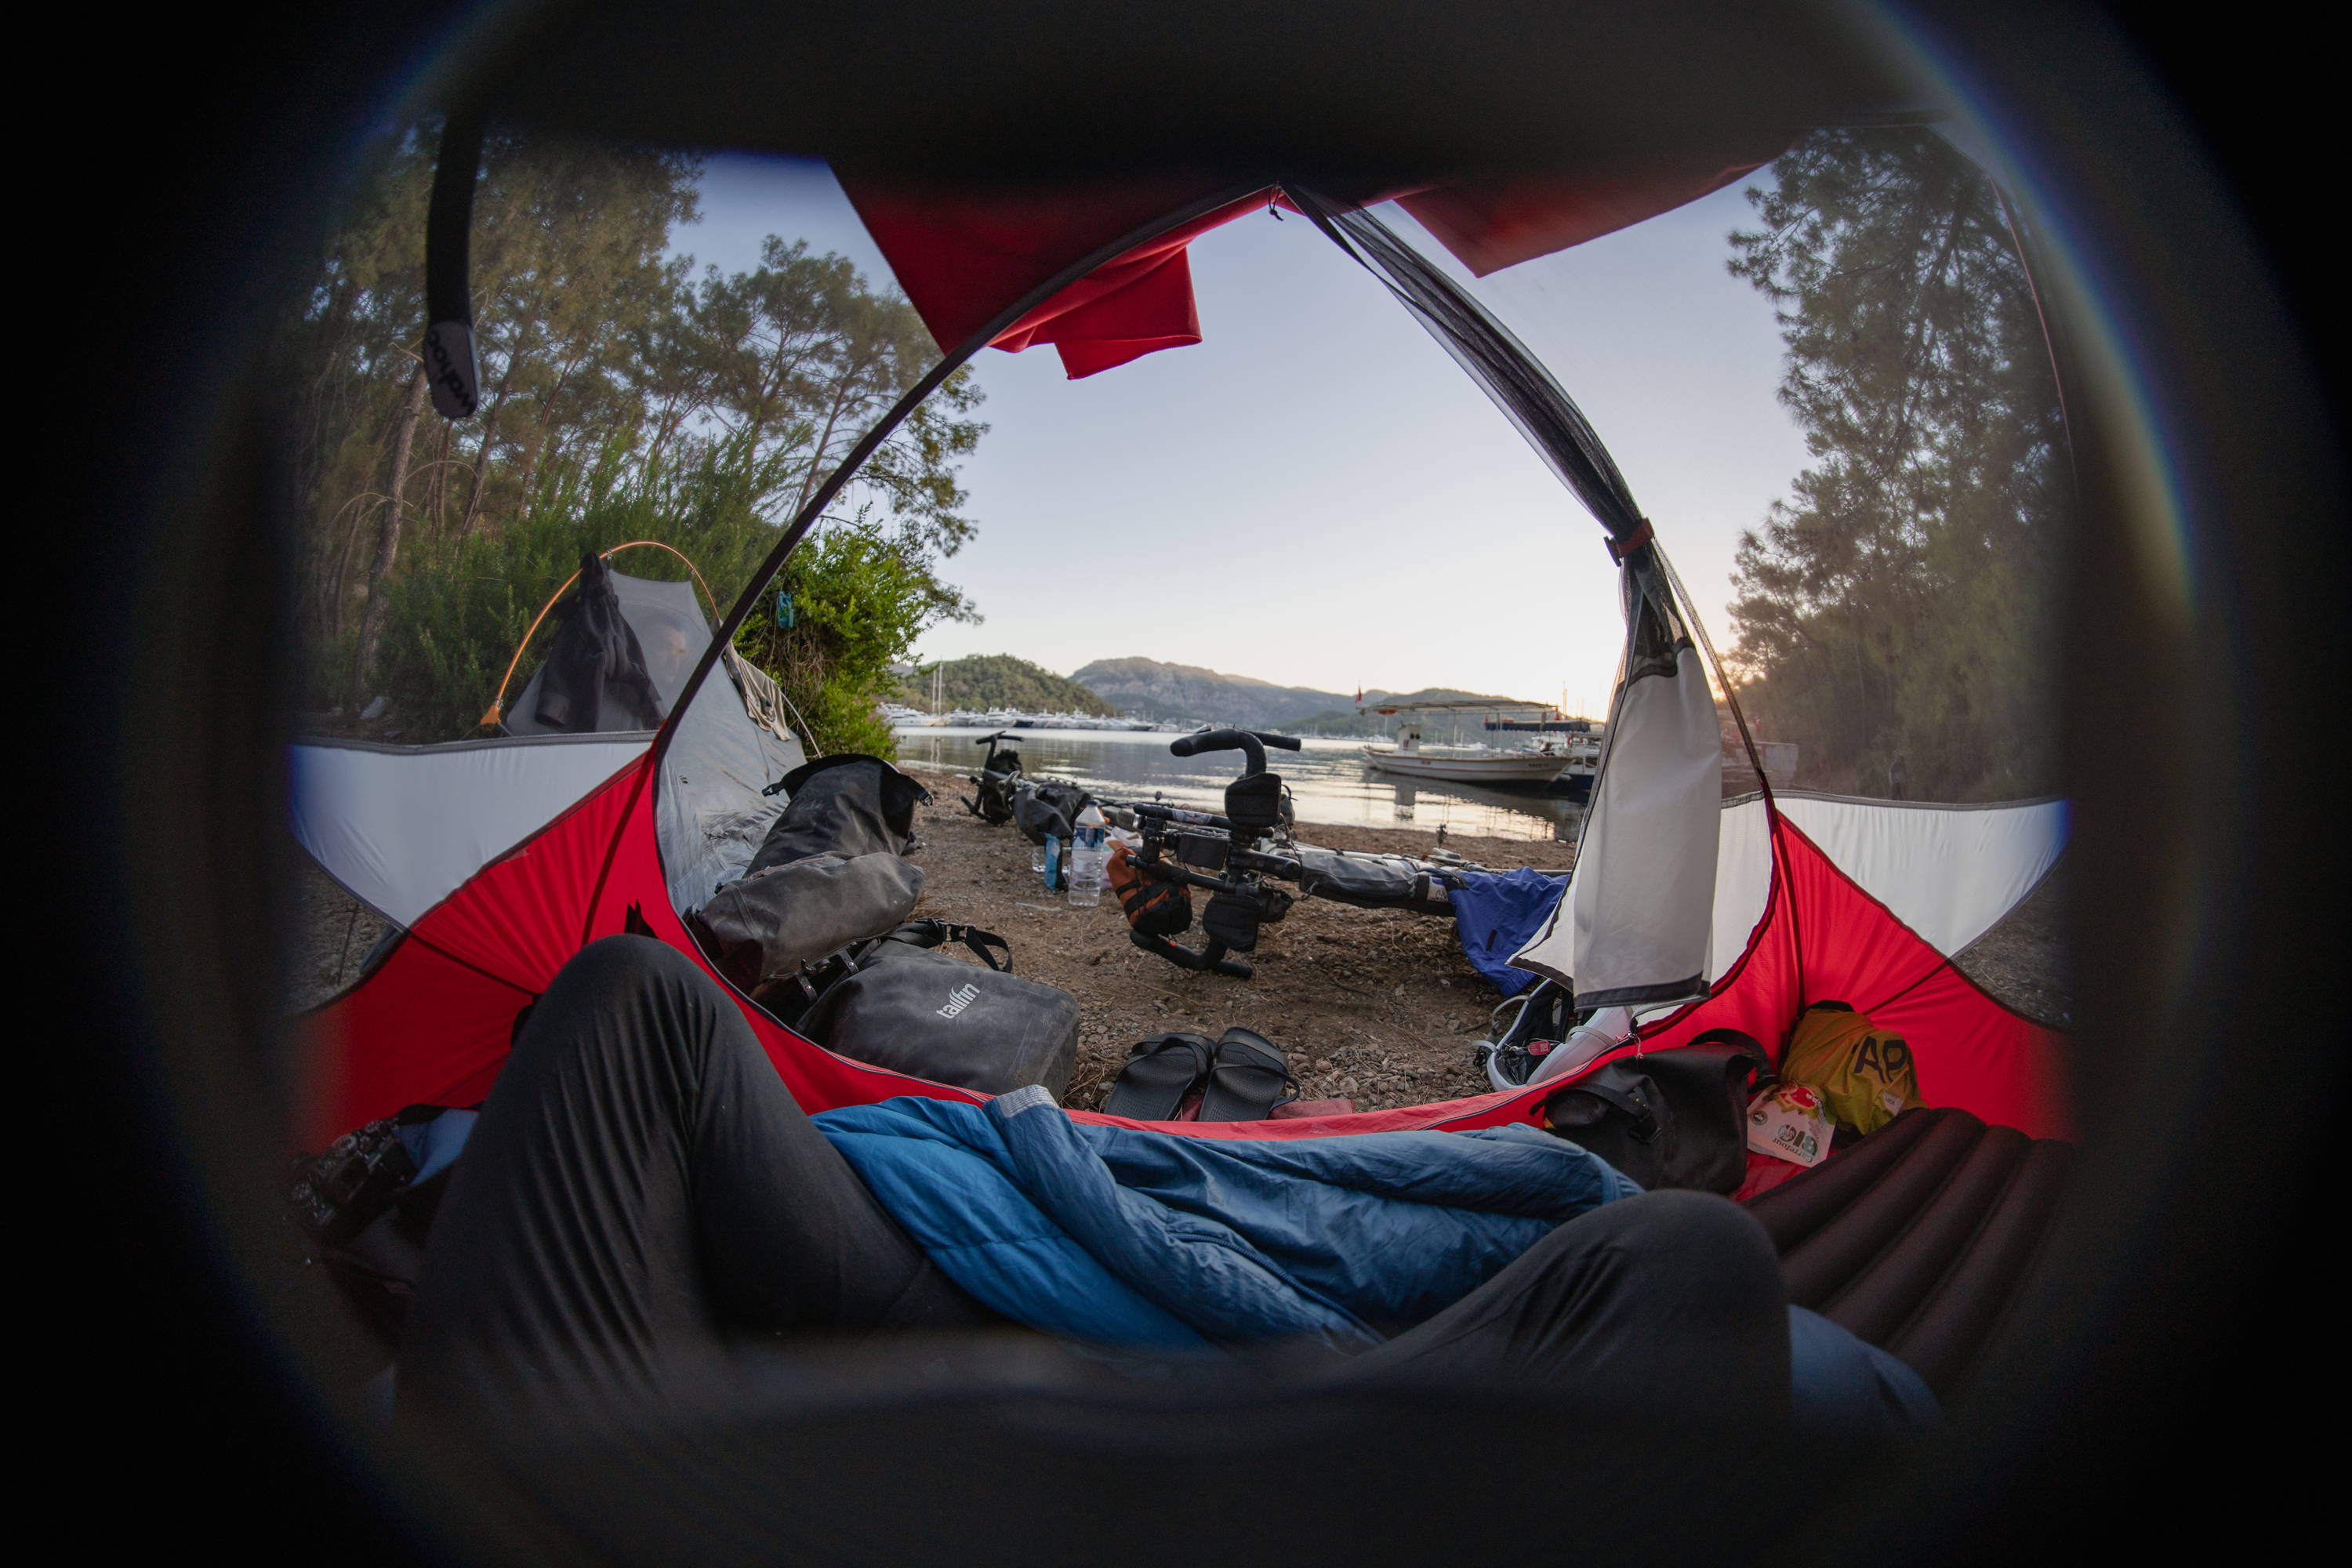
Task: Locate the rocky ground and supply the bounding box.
[286,787,2071,1108]
[287,855,392,1014]
[1950,860,2071,1029]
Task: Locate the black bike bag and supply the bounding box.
[800,924,1079,1098]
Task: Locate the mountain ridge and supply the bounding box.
[1069,655,1537,731]
[894,655,1116,717]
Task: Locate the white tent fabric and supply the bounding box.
[291,734,650,926]
[657,670,806,913]
[1515,641,1722,1008]
[1705,792,2067,980]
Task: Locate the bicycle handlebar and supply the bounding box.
[1167,728,1301,772]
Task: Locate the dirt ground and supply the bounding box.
[288,858,392,1014]
[902,793,1556,1112]
[1949,861,2071,1029]
[285,786,2071,1112]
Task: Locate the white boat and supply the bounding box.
[1362,721,1578,785]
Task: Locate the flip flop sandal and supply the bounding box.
[1197,1028,1301,1122]
[1102,1033,1215,1120]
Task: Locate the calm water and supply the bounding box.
[894,726,1584,843]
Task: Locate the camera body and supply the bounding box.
[287,1120,418,1247]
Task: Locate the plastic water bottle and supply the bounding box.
[1068,804,1109,907]
[1042,833,1063,892]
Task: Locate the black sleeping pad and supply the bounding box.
[1743,1105,2074,1395]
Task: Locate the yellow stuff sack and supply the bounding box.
[1780,1002,1922,1138]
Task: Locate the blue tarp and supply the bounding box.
[394,1109,478,1184]
[1447,866,1568,996]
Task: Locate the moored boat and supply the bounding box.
[1362,721,1577,785]
[1358,701,1601,787]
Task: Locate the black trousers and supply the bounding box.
[401,938,1791,1562]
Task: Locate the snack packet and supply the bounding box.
[1747,1082,1835,1168]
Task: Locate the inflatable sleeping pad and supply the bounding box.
[1742,1106,2074,1395]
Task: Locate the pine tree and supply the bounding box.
[275,122,989,744]
[1726,126,2068,800]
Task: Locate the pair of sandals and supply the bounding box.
[1102,1029,1298,1122]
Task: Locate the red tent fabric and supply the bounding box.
[307,149,2062,1149]
[842,148,1791,379]
[301,765,2069,1150]
[843,178,1265,379]
[1632,818,2073,1140]
[1394,145,1784,277]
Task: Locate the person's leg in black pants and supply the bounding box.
[1341,1188,1791,1428]
[396,936,1790,1562]
[397,935,994,1425]
[403,934,1782,1425]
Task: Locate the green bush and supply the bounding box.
[281,125,986,748]
[362,427,971,750]
[734,516,946,760]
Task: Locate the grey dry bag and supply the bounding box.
[688,851,924,992]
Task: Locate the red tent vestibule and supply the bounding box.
[301,753,2068,1151]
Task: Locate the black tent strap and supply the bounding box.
[424,113,485,419]
[1283,187,1647,546]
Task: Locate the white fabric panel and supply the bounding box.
[1703,793,2067,978]
[1515,644,1721,1007]
[289,735,649,927]
[1773,793,2067,956]
[657,670,806,913]
[1708,797,1776,982]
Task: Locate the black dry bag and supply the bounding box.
[1011,780,1092,846]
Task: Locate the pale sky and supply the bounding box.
[676,155,1806,713]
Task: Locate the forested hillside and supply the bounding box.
[1724,128,2067,800]
[1280,688,1543,737]
[1072,658,1534,732]
[278,123,986,753]
[1069,658,1352,728]
[895,655,1115,717]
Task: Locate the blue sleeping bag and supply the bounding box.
[390,1094,1929,1434]
[814,1089,1935,1435]
[814,1086,1639,1351]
